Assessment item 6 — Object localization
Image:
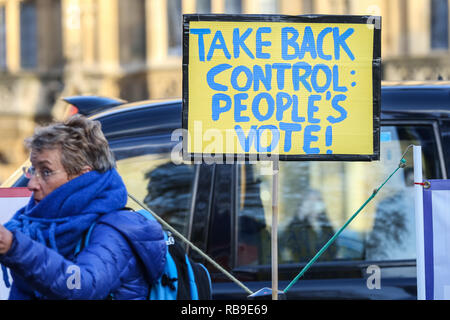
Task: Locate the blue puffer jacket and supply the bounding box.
[2,210,167,300]
[0,169,167,300]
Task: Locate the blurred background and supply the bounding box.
[0,0,448,183]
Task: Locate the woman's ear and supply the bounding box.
[80,166,92,175]
[67,166,92,180]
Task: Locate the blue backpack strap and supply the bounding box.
[185,255,199,300]
[192,262,212,299]
[74,222,97,256]
[149,247,178,300]
[135,209,156,221]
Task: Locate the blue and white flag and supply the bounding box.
[422,180,450,300]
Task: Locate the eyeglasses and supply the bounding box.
[22,166,62,181]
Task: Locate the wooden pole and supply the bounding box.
[271,159,279,300]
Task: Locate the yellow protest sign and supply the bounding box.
[182,15,381,161]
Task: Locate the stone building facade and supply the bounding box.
[0,0,449,183]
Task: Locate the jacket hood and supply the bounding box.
[97,210,167,284]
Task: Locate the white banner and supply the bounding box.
[0,188,31,300]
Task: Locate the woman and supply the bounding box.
[0,115,166,299]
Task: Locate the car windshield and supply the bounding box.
[235,125,442,266]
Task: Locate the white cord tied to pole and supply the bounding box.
[127,192,254,296]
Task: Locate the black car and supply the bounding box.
[3,82,450,300]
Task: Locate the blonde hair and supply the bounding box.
[25,114,115,175]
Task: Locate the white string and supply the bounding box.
[127,193,254,295]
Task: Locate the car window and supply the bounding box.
[207,165,234,270]
[236,125,443,267]
[116,152,196,238]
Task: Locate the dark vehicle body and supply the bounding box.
[5,82,450,300]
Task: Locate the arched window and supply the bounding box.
[0,5,6,70]
[168,0,182,56]
[20,0,38,69]
[431,0,449,50]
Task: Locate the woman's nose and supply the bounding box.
[27,175,40,192]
